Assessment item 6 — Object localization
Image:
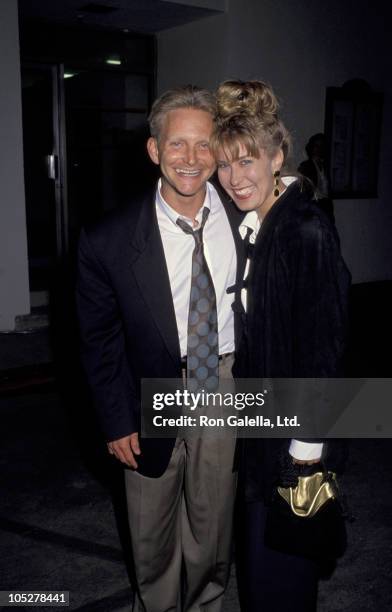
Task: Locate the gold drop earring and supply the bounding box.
[273,170,280,197]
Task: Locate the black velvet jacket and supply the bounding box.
[234,181,351,502]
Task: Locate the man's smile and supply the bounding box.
[175,168,202,176]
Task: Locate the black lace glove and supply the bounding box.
[277,450,322,488]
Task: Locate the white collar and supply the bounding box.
[156,178,212,228]
[239,211,260,243]
[281,176,297,188]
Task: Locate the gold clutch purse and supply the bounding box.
[265,469,346,559]
[277,471,338,518]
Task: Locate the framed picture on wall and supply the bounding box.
[324,80,383,199]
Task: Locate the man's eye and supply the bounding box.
[199,142,210,149]
[171,141,182,148]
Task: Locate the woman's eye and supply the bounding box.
[240,159,252,166]
[217,162,229,169]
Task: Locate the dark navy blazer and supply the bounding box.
[76,184,245,477]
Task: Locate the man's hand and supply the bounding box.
[107,433,141,469]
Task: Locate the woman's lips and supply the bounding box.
[232,186,254,199]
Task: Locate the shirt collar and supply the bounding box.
[282,175,297,188]
[156,178,212,228]
[239,211,261,243]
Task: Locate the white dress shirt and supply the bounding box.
[239,177,323,462]
[156,180,236,358]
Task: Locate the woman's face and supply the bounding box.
[217,143,283,218]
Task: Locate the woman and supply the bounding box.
[210,80,351,611]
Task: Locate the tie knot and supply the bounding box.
[176,207,210,243]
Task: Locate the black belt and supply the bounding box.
[181,352,233,368]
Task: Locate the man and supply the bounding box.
[76,86,244,611]
[298,133,335,223]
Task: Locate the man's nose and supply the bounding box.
[183,145,197,165]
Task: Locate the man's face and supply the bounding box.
[147,108,216,211]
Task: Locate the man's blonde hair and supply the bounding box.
[148,85,216,140]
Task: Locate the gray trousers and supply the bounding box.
[125,355,236,612]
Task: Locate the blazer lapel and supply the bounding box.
[129,193,181,368]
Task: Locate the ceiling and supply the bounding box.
[18,0,224,34]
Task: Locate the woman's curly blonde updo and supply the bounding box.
[216,80,279,121]
[211,80,292,166]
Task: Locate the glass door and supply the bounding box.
[21,64,66,292]
[63,68,157,253]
